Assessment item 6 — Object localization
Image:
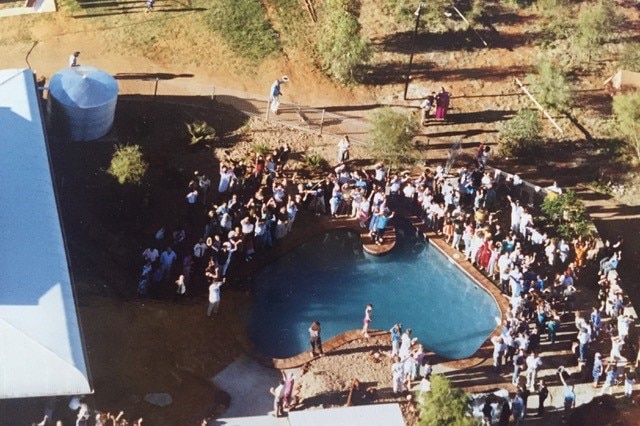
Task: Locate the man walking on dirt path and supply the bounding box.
[269,76,289,114]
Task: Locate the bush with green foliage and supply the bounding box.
[466,0,489,24]
[574,0,620,61]
[186,121,215,146]
[206,0,280,62]
[303,152,328,169]
[536,0,575,46]
[316,0,371,84]
[499,109,543,158]
[387,0,449,28]
[418,375,478,426]
[108,145,148,185]
[619,43,640,73]
[253,142,272,156]
[370,107,418,167]
[525,57,573,113]
[612,93,640,160]
[541,190,591,239]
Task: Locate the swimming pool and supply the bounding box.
[249,229,500,359]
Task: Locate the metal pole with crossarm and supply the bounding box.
[403,2,426,100]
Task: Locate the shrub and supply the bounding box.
[108,145,148,185]
[253,142,271,156]
[387,0,449,26]
[186,121,215,146]
[619,43,640,73]
[206,0,280,62]
[418,375,477,426]
[303,153,328,169]
[466,0,489,24]
[536,0,575,45]
[574,0,621,61]
[370,107,418,167]
[541,190,591,239]
[525,56,573,113]
[316,0,371,84]
[499,109,543,158]
[612,93,640,160]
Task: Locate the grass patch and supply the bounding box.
[205,0,280,62]
[269,0,315,50]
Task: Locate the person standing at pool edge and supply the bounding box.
[362,304,373,338]
[309,321,323,357]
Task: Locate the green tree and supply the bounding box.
[317,0,371,84]
[619,43,640,73]
[108,145,148,185]
[612,93,640,160]
[525,56,573,113]
[370,107,418,167]
[574,0,620,61]
[499,109,543,158]
[541,190,591,239]
[418,375,478,426]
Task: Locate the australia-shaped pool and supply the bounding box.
[249,229,500,359]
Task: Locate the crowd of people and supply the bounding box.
[120,132,639,422]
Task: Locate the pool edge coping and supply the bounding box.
[242,217,507,372]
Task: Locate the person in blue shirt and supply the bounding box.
[375,210,394,245]
[390,324,402,357]
[511,391,524,425]
[269,76,289,114]
[592,352,604,388]
[558,367,576,411]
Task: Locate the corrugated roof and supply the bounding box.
[0,68,91,398]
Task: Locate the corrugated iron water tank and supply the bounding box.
[48,66,119,141]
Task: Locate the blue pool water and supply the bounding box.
[249,229,500,359]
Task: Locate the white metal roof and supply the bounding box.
[0,68,91,398]
[287,404,406,426]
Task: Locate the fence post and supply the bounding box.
[211,86,215,101]
[265,99,270,121]
[153,78,159,102]
[319,109,325,135]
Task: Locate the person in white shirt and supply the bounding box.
[142,247,159,263]
[525,352,542,390]
[69,51,80,67]
[337,135,351,163]
[207,279,224,316]
[198,173,211,205]
[399,328,413,360]
[193,238,207,260]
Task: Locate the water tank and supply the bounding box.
[48,66,119,141]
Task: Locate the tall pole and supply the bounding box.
[403,2,425,100]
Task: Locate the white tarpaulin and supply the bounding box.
[0,68,92,398]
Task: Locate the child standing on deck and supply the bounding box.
[362,304,373,338]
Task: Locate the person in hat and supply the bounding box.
[269,76,289,114]
[146,0,155,12]
[69,51,80,67]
